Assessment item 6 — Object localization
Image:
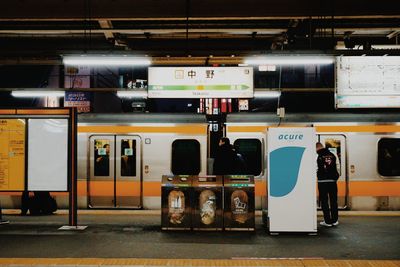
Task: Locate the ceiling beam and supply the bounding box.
[1,0,399,20]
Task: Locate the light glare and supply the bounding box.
[245,56,334,65]
[12,91,65,98]
[63,56,151,66]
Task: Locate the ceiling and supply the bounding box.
[0,0,399,62]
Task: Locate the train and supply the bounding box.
[1,112,399,211]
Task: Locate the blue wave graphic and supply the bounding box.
[270,146,305,197]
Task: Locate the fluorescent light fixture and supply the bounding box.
[254,90,281,98]
[245,56,334,65]
[63,56,151,66]
[117,91,148,98]
[12,91,65,98]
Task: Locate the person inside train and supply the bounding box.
[95,144,110,176]
[214,137,246,175]
[121,140,135,176]
[316,142,340,227]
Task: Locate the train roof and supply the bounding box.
[227,112,400,123]
[78,113,207,124]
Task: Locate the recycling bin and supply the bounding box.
[192,176,223,231]
[161,175,192,230]
[223,175,255,231]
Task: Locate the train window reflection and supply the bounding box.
[233,139,262,176]
[171,139,200,175]
[378,138,400,177]
[121,139,136,176]
[94,139,110,176]
[324,138,342,176]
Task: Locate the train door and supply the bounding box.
[317,134,348,209]
[89,135,142,208]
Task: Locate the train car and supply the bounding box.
[226,112,400,211]
[1,112,399,211]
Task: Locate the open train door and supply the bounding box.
[89,135,142,209]
[317,134,348,209]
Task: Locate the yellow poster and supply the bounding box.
[0,119,25,191]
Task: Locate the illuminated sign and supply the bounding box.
[0,119,25,191]
[148,67,253,98]
[336,56,400,108]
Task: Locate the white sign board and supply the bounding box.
[148,67,253,98]
[336,56,400,108]
[267,127,317,233]
[28,119,68,191]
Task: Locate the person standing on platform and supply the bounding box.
[213,137,237,175]
[0,200,10,225]
[316,142,340,227]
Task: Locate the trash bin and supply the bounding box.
[223,175,255,231]
[161,175,192,230]
[192,176,223,231]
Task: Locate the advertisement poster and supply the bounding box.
[0,119,25,191]
[148,67,253,98]
[267,127,317,233]
[64,91,91,113]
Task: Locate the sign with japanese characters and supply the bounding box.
[64,91,91,113]
[336,56,400,108]
[0,119,25,191]
[148,67,253,98]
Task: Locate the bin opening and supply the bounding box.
[199,177,216,182]
[167,177,173,181]
[229,178,249,182]
[180,177,188,182]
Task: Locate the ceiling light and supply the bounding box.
[117,91,148,98]
[254,90,281,98]
[11,91,65,98]
[63,56,151,66]
[245,56,334,65]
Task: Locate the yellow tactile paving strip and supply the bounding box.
[0,258,399,267]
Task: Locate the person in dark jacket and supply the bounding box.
[316,142,340,227]
[213,137,237,175]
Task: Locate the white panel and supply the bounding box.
[268,127,317,232]
[28,119,68,191]
[336,56,400,108]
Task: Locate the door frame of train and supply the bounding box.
[317,134,349,209]
[87,134,142,209]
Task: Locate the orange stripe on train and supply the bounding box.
[1,181,399,197]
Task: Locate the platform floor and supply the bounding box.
[0,210,399,266]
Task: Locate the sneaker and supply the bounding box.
[319,221,332,227]
[332,221,339,226]
[0,220,10,225]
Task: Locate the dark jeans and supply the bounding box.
[318,182,338,224]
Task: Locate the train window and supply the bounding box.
[233,139,262,176]
[171,139,201,175]
[120,139,136,177]
[378,138,400,176]
[94,139,110,176]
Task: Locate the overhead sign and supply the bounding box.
[336,56,400,108]
[267,127,317,233]
[148,67,253,98]
[64,91,91,113]
[0,119,25,191]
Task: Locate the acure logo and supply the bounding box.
[278,134,303,140]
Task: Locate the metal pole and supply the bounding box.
[68,108,78,227]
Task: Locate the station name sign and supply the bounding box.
[148,67,254,98]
